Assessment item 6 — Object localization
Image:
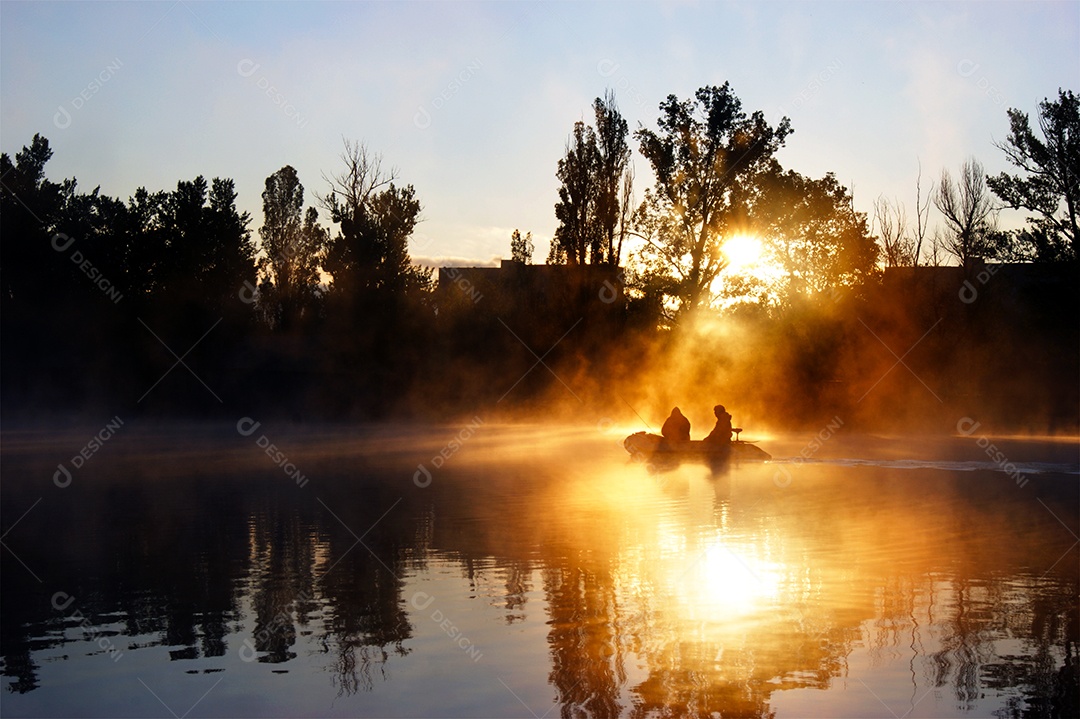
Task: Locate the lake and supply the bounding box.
[1,422,1077,718]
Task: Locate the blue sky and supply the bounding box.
[2,1,1077,266]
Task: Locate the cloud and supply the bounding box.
[412,254,502,269]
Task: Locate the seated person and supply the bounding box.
[661,407,691,444]
[704,404,733,444]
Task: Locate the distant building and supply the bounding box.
[436,259,624,315]
[881,259,1076,313]
[434,259,626,352]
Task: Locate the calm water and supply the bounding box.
[1,423,1077,718]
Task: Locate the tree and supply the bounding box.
[0,134,68,309]
[552,121,599,265]
[204,177,258,312]
[911,162,933,268]
[934,158,1000,266]
[550,91,632,266]
[320,140,430,303]
[509,229,533,264]
[987,89,1079,262]
[153,175,257,313]
[258,166,327,331]
[873,196,913,268]
[874,162,934,268]
[633,84,791,319]
[750,169,879,309]
[592,90,632,266]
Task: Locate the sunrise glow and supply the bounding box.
[722,234,765,272]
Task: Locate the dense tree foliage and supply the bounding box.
[550,91,632,266]
[1,134,76,310]
[258,166,327,331]
[510,229,533,263]
[632,84,791,320]
[321,140,431,304]
[988,89,1079,263]
[744,168,879,311]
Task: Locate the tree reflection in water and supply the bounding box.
[0,428,1076,717]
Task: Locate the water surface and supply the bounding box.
[2,424,1077,717]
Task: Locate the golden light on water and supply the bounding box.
[679,540,782,616]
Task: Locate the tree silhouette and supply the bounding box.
[509,229,533,263]
[633,84,791,319]
[552,120,599,265]
[0,134,68,310]
[988,89,1079,263]
[873,163,934,269]
[593,90,632,266]
[550,91,632,266]
[320,140,430,303]
[874,195,915,268]
[934,158,1000,266]
[258,166,328,331]
[125,174,258,317]
[750,168,879,309]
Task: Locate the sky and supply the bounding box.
[1,1,1077,267]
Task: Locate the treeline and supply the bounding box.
[1,85,1076,427]
[0,138,438,418]
[544,85,1077,326]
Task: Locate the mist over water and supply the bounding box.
[2,423,1076,718]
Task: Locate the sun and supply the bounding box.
[710,234,787,306]
[722,234,764,272]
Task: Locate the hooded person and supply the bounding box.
[661,407,691,444]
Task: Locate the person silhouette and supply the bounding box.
[704,404,733,444]
[661,407,691,444]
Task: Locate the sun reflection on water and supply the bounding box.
[678,540,783,617]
